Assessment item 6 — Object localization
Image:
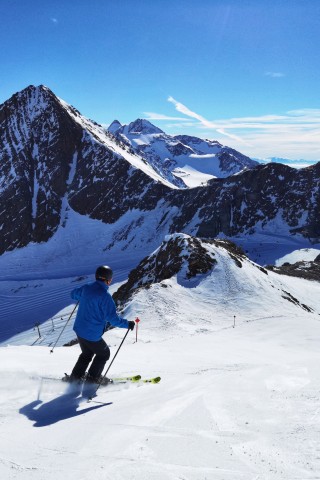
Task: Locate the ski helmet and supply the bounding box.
[95,265,113,281]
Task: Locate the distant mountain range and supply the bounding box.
[255,157,318,168]
[0,85,319,266]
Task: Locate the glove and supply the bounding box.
[103,322,115,333]
[127,320,135,331]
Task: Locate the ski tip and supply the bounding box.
[143,376,161,384]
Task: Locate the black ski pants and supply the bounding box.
[71,336,110,380]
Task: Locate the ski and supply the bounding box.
[111,375,142,383]
[97,375,161,386]
[32,374,160,386]
[142,376,161,384]
[110,375,161,384]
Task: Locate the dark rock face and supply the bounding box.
[0,85,171,254]
[165,162,320,242]
[1,85,320,259]
[67,141,169,224]
[0,85,84,252]
[267,258,320,282]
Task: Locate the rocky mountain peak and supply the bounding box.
[126,118,164,135]
[108,119,122,134]
[0,84,56,122]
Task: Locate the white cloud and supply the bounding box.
[265,71,285,78]
[161,97,320,160]
[51,18,58,24]
[167,96,250,146]
[167,96,213,125]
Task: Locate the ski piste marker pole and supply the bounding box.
[89,327,130,400]
[50,302,79,353]
[135,317,140,342]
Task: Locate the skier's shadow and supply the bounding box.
[20,383,111,427]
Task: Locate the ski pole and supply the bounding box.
[89,327,130,400]
[34,323,41,339]
[50,302,79,353]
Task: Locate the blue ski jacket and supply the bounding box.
[71,280,129,341]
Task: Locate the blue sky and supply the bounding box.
[0,0,319,161]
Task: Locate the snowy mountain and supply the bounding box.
[108,118,259,187]
[114,234,242,306]
[113,234,318,322]
[0,85,176,255]
[1,85,319,263]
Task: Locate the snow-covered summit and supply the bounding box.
[124,118,164,135]
[108,118,259,188]
[107,119,122,134]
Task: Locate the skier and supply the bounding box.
[67,265,135,383]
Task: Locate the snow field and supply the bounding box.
[0,309,320,480]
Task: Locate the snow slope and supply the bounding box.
[0,236,320,479]
[0,206,319,342]
[0,205,179,341]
